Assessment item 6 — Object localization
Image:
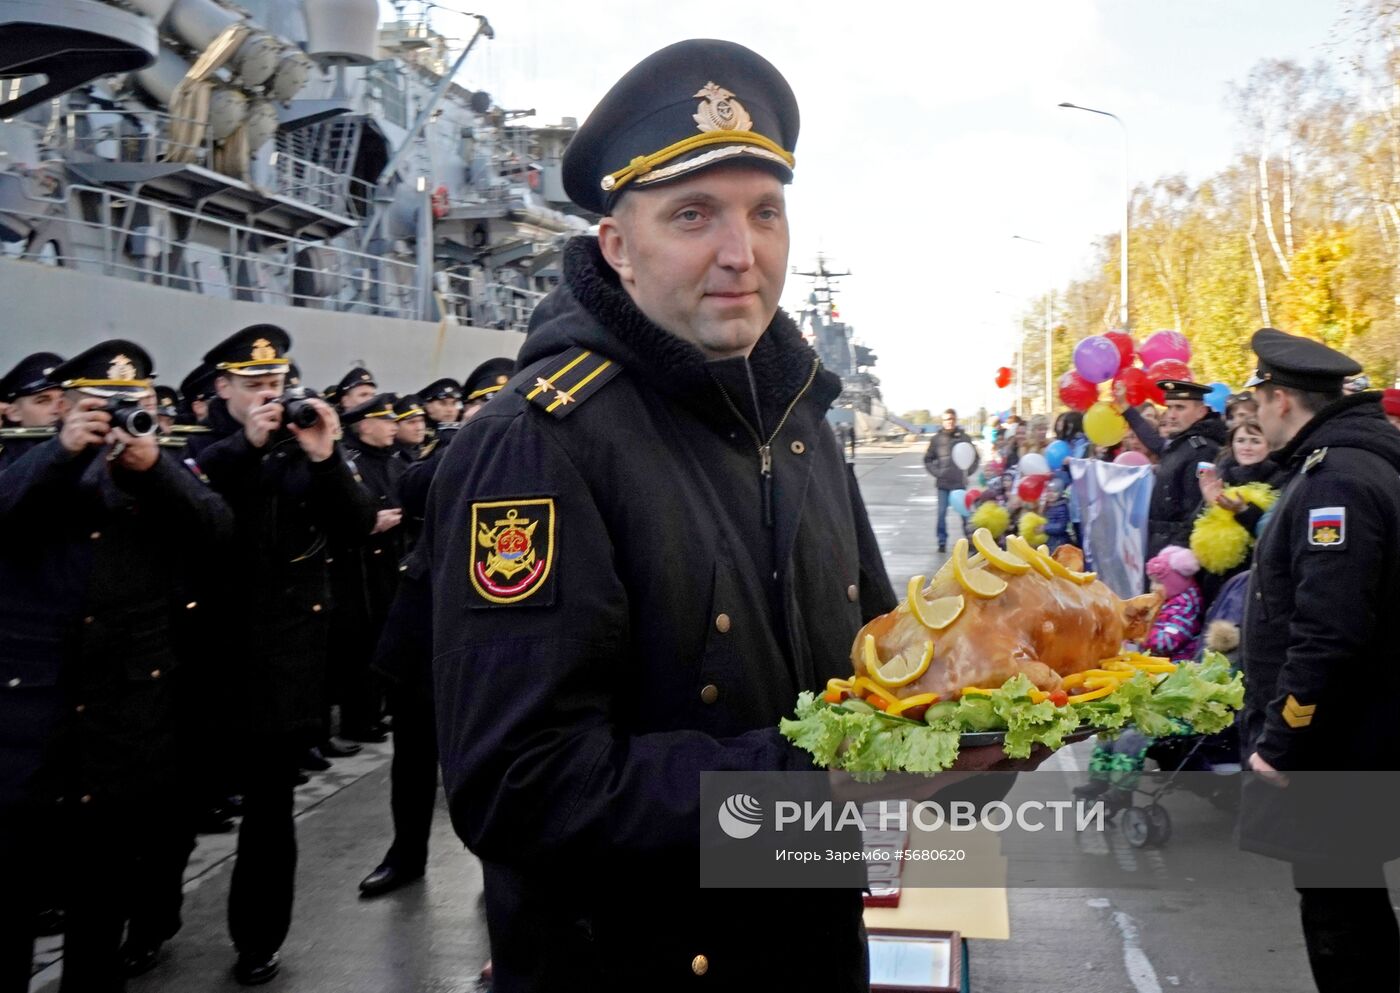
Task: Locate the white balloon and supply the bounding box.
[1018,452,1050,477]
[952,441,976,471]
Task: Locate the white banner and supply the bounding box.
[1067,458,1154,599]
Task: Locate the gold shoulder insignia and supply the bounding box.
[517,347,621,420]
[157,435,188,449]
[1302,447,1328,475]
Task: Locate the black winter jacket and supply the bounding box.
[1238,395,1400,862]
[1125,407,1227,556]
[426,237,894,990]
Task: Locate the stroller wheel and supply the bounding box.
[1121,806,1153,848]
[1146,803,1172,845]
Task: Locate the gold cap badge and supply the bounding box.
[108,354,137,380]
[250,338,276,361]
[694,82,752,133]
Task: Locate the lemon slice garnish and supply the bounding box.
[907,574,965,630]
[972,528,1030,574]
[1007,534,1055,578]
[1036,546,1098,585]
[953,538,1007,598]
[870,641,935,688]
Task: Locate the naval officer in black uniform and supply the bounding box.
[0,341,232,993]
[191,324,376,985]
[424,40,899,989]
[1237,328,1400,991]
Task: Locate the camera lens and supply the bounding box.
[105,400,156,437]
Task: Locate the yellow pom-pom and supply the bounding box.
[1190,482,1279,574]
[1018,511,1048,549]
[970,502,1010,539]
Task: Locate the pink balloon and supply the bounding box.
[1138,330,1191,368]
[1113,451,1151,467]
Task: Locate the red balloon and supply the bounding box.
[964,488,982,510]
[995,366,1014,389]
[1145,381,1166,406]
[1114,366,1150,406]
[1146,358,1193,386]
[1104,331,1135,371]
[1057,370,1097,411]
[1017,475,1049,502]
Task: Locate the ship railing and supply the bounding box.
[7,183,423,318]
[435,270,546,333]
[43,109,364,218]
[42,108,213,167]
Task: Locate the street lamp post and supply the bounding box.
[1059,102,1129,330]
[1011,235,1054,416]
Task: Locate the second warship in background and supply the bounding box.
[0,0,588,385]
[793,256,904,441]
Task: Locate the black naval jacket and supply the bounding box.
[334,435,408,626]
[1124,406,1227,556]
[427,238,895,989]
[192,399,377,745]
[1239,395,1400,862]
[0,438,232,811]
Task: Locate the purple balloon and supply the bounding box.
[1113,451,1151,467]
[1138,330,1191,368]
[1072,335,1122,384]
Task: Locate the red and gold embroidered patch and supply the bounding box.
[469,498,556,606]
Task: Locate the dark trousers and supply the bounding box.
[382,686,438,873]
[126,810,195,946]
[228,747,298,959]
[57,801,151,993]
[1293,863,1400,991]
[0,815,43,993]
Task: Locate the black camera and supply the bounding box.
[104,397,155,437]
[277,387,320,428]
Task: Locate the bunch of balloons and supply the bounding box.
[1056,329,1202,447]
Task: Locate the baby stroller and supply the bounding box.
[1073,573,1249,847]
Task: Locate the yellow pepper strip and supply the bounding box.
[852,676,900,706]
[958,686,995,697]
[1129,662,1178,673]
[1085,675,1125,690]
[1028,689,1050,704]
[1101,658,1135,672]
[888,692,941,717]
[826,677,855,693]
[1067,684,1116,704]
[1060,672,1089,689]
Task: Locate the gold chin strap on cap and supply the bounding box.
[600,130,795,194]
[466,384,505,401]
[395,407,425,421]
[217,358,291,373]
[64,378,153,395]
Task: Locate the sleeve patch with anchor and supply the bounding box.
[469,497,556,606]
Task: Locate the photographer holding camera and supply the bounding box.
[0,340,233,993]
[181,324,376,985]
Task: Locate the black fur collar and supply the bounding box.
[561,237,838,424]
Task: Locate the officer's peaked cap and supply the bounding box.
[562,39,800,215]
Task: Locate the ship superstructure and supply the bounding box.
[793,255,883,418]
[0,0,587,380]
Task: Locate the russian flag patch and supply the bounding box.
[1308,506,1345,547]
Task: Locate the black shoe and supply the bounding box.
[359,863,424,898]
[320,739,362,758]
[291,770,310,786]
[340,726,388,744]
[34,907,64,936]
[121,939,162,978]
[300,747,331,772]
[234,951,280,986]
[938,543,947,554]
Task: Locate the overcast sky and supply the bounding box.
[408,0,1347,414]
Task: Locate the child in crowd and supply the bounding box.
[1144,545,1204,661]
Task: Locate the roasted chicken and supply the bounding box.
[853,532,1162,699]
